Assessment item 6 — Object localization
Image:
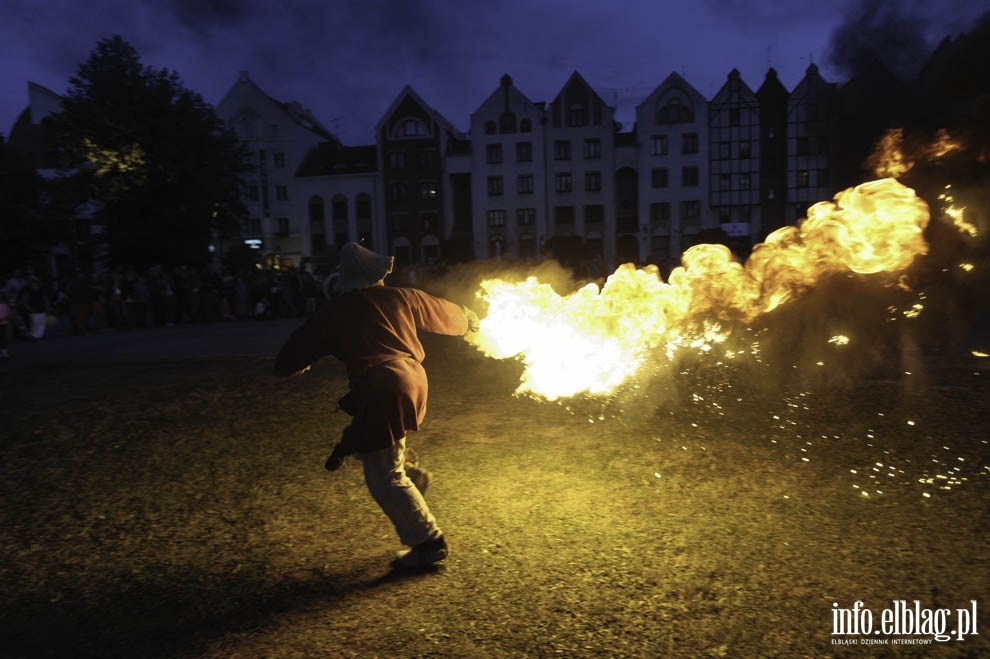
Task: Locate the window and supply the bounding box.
[650,202,671,224]
[487,209,506,227]
[417,150,433,167]
[420,211,438,233]
[332,194,348,220]
[247,185,259,201]
[583,138,601,159]
[585,171,602,191]
[275,185,288,201]
[719,174,731,191]
[585,204,604,225]
[682,166,699,187]
[796,137,809,156]
[484,120,496,135]
[274,152,286,168]
[719,207,732,222]
[395,117,428,137]
[554,140,572,160]
[356,194,371,220]
[487,176,504,196]
[651,135,669,156]
[657,97,693,123]
[818,169,830,188]
[245,217,261,234]
[651,168,668,188]
[277,217,290,235]
[680,200,701,220]
[499,112,517,133]
[392,213,409,233]
[420,182,438,199]
[718,142,730,159]
[796,170,810,188]
[568,104,586,127]
[517,208,536,226]
[729,108,741,126]
[516,141,533,162]
[739,141,752,159]
[389,182,407,202]
[739,173,751,190]
[388,151,406,169]
[486,144,503,164]
[554,173,572,193]
[309,196,325,222]
[520,118,532,133]
[682,133,698,154]
[517,174,534,194]
[555,205,575,226]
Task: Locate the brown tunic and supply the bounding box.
[276,285,468,452]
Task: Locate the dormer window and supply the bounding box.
[484,120,497,135]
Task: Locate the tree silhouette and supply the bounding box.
[52,35,252,270]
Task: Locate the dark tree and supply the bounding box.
[52,35,251,270]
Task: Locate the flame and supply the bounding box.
[868,128,913,179]
[868,128,964,179]
[938,186,979,238]
[469,178,930,399]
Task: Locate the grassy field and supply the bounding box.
[1,331,988,658]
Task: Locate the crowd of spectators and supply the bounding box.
[0,265,326,345]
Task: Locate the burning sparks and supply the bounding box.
[469,178,930,399]
[938,186,979,238]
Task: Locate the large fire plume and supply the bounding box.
[468,176,937,400]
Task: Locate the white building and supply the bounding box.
[636,72,712,266]
[469,74,547,261]
[215,71,337,268]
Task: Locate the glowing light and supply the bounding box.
[828,335,850,346]
[973,351,989,358]
[470,178,930,399]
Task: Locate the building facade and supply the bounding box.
[11,63,873,277]
[215,71,337,269]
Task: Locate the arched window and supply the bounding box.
[520,118,532,133]
[499,112,517,133]
[656,96,693,124]
[356,193,371,220]
[484,120,497,135]
[308,195,325,222]
[394,117,429,138]
[332,194,348,221]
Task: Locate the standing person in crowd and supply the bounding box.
[18,278,51,341]
[275,242,479,569]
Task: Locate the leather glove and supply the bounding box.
[463,306,481,333]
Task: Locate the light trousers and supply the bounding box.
[359,437,442,547]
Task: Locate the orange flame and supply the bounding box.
[469,178,930,399]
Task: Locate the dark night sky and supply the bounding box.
[1,0,983,144]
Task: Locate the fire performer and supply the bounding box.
[275,242,479,569]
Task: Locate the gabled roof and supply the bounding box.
[637,71,706,110]
[217,71,337,143]
[375,84,464,139]
[551,70,611,109]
